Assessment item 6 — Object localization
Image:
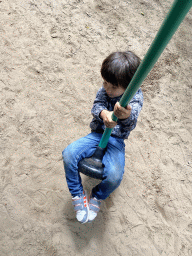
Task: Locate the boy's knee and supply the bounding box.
[62,147,72,164]
[106,168,124,187]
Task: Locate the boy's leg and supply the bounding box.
[91,136,125,200]
[62,132,102,197]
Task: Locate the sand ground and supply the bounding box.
[0,0,192,255]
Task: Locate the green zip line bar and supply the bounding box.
[98,0,192,149]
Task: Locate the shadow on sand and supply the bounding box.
[62,174,115,252]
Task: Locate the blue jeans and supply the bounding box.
[62,132,125,200]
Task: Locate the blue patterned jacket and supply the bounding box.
[90,86,143,139]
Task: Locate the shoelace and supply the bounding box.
[83,194,87,207]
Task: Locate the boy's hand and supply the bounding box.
[114,102,132,119]
[100,110,117,128]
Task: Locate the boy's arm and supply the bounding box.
[91,87,108,121]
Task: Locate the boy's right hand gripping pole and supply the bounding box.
[79,0,192,179]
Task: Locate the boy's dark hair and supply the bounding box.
[101,51,141,89]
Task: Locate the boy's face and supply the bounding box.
[103,80,125,98]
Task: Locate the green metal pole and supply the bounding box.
[98,0,192,149]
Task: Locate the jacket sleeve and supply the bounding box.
[91,87,108,121]
[119,88,143,131]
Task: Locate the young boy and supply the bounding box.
[62,51,143,224]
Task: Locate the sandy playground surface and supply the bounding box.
[0,0,192,255]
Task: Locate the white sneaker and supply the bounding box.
[72,191,89,224]
[88,196,101,222]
